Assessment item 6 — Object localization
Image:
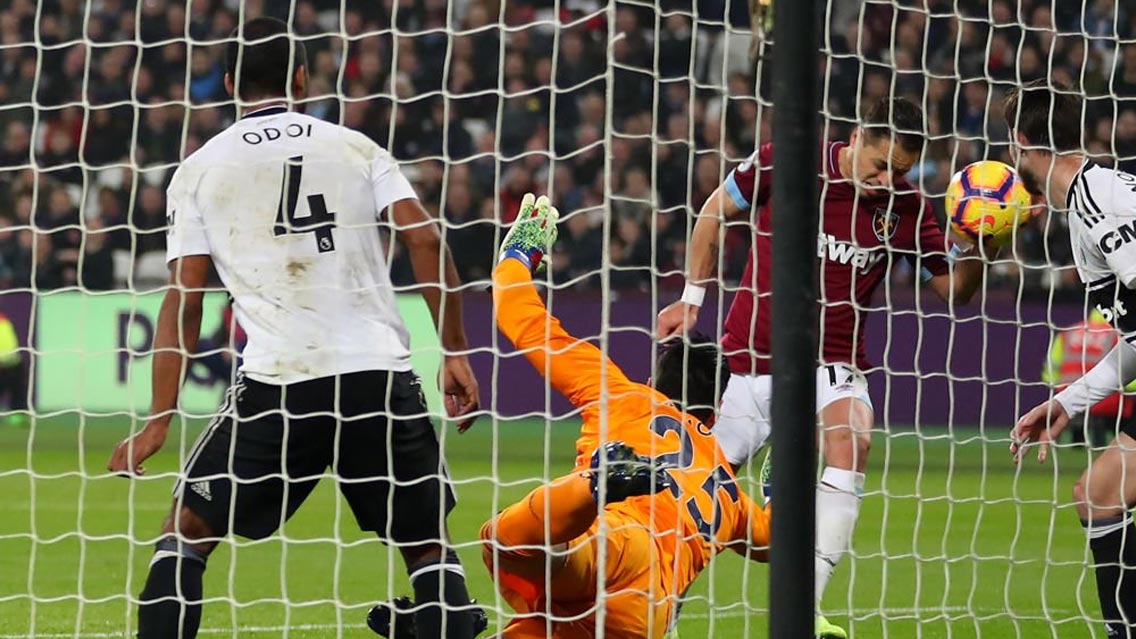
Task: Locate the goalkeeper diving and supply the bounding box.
[480,195,772,639]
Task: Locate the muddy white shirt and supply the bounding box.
[165,106,418,384]
[1057,160,1136,415]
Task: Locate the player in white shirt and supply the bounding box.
[1008,79,1136,638]
[106,18,482,639]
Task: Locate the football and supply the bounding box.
[945,160,1033,244]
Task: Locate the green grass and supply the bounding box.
[0,414,1102,638]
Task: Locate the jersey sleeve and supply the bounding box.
[726,490,770,557]
[370,150,418,216]
[165,166,211,262]
[722,143,773,211]
[912,197,950,280]
[493,258,639,410]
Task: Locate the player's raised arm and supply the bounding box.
[919,195,991,305]
[389,197,480,431]
[656,146,766,338]
[493,194,636,409]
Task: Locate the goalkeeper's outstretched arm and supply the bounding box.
[493,194,638,410]
[493,258,636,410]
[725,491,772,563]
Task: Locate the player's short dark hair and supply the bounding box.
[860,97,925,154]
[1002,79,1083,152]
[226,17,307,100]
[654,333,730,425]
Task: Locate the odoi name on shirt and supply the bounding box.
[241,123,313,145]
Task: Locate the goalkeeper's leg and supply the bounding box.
[1075,430,1136,637]
[480,442,670,608]
[480,471,599,583]
[137,504,217,639]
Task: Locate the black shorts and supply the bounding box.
[175,369,455,542]
[1085,411,1136,441]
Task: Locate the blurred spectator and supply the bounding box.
[79,216,115,290]
[0,0,1133,299]
[131,184,169,258]
[0,312,29,426]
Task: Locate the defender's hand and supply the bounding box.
[108,420,170,476]
[1010,399,1070,464]
[657,300,700,339]
[499,193,559,275]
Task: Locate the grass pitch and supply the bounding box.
[0,414,1100,638]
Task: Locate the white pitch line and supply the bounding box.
[0,607,1088,638]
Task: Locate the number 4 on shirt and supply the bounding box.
[274,155,337,253]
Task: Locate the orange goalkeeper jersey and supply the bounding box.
[493,259,770,598]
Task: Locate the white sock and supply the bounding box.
[815,466,865,607]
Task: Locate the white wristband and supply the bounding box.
[681,283,706,308]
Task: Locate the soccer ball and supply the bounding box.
[944,160,1033,244]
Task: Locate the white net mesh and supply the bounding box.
[2,0,1136,637]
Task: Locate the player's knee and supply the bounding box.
[160,504,218,555]
[479,518,500,567]
[1074,474,1127,521]
[479,518,497,543]
[1073,478,1091,520]
[824,426,871,471]
[399,543,444,570]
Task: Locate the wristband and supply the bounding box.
[681,283,706,308]
[947,244,965,264]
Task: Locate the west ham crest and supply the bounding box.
[872,207,899,242]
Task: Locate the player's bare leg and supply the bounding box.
[1074,431,1136,637]
[137,502,218,639]
[813,396,873,638]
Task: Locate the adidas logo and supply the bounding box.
[190,481,212,502]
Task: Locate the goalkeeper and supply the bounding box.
[480,195,771,639]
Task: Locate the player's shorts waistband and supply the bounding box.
[239,369,421,416]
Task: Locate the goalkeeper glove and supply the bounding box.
[499,192,559,275]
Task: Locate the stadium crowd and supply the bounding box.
[0,0,1134,298]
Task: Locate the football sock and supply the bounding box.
[1085,514,1136,636]
[408,550,474,639]
[137,537,208,639]
[492,472,597,548]
[815,467,864,606]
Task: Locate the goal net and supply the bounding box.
[0,0,1133,637]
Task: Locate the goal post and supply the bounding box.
[0,0,1133,638]
[767,3,819,639]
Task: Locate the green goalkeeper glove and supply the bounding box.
[499,192,559,276]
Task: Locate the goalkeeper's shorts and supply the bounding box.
[174,369,455,542]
